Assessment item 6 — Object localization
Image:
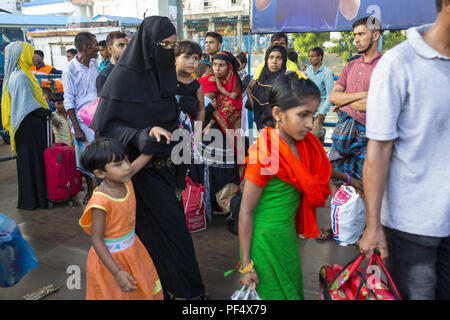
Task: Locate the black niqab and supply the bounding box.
[99,16,177,102]
[90,16,178,156]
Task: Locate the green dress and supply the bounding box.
[247,177,304,300]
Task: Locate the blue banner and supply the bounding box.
[252,0,438,33]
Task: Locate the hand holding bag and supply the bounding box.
[231,283,262,300]
[319,251,402,300]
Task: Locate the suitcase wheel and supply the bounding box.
[48,201,54,209]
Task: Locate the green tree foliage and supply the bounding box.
[328,30,407,62]
[328,31,356,62]
[292,33,329,62]
[382,31,407,51]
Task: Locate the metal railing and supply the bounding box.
[34,74,62,87]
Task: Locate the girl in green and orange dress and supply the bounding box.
[238,72,332,300]
[79,132,170,300]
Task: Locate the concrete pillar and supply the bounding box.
[183,22,189,40]
[208,16,215,32]
[237,14,242,52]
[176,0,184,40]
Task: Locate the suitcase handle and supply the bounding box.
[47,116,53,148]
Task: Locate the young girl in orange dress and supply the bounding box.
[79,132,170,300]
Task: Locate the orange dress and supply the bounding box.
[79,181,163,300]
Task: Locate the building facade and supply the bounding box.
[183,0,250,43]
[92,0,178,21]
[92,0,182,37]
[0,0,27,13]
[20,0,94,16]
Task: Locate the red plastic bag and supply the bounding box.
[182,177,206,233]
[319,252,402,300]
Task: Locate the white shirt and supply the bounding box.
[366,24,450,237]
[62,55,99,143]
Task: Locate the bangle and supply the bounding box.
[345,173,351,186]
[239,260,255,275]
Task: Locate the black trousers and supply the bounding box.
[15,110,49,210]
[384,226,450,300]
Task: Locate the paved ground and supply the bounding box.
[0,140,359,300]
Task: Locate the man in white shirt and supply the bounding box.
[360,0,450,300]
[63,32,99,204]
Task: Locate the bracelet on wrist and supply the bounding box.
[344,173,351,186]
[239,260,255,275]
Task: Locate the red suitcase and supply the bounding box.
[44,142,81,207]
[44,119,81,207]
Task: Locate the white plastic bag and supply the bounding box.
[330,185,366,246]
[231,284,262,300]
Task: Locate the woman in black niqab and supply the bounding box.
[91,16,179,149]
[91,16,206,300]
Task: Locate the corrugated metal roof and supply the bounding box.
[0,14,92,28]
[92,15,143,27]
[21,0,68,7]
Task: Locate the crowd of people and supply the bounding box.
[0,0,449,301]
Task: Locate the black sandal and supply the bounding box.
[317,228,333,241]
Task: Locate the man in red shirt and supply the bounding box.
[318,16,382,240]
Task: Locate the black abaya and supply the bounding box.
[15,108,50,210]
[133,163,205,299]
[90,16,205,299]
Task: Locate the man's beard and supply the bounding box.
[357,39,374,54]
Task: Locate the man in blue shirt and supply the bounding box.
[305,47,335,142]
[201,32,222,66]
[98,40,111,72]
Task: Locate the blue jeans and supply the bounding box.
[384,226,450,300]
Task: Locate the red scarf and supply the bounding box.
[244,127,331,238]
[198,75,218,94]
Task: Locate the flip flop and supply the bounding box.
[317,228,333,241]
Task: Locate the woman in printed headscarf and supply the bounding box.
[191,51,243,220]
[247,44,287,130]
[90,16,206,300]
[1,42,52,210]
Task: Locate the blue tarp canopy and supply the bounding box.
[0,14,92,28]
[252,0,438,33]
[92,15,143,27]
